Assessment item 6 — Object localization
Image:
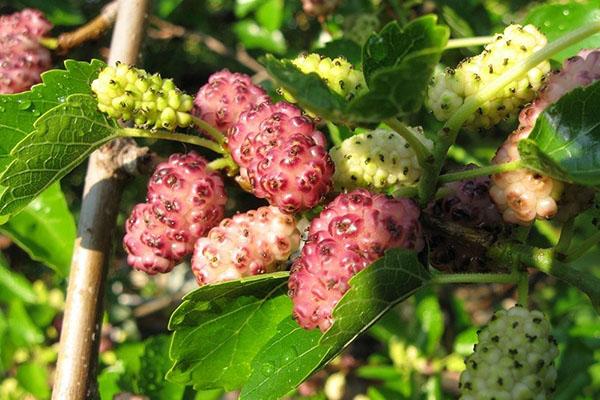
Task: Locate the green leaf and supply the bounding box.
[241,249,430,400]
[261,16,448,124]
[7,300,44,347]
[525,1,600,62]
[261,55,348,122]
[0,254,37,304]
[0,59,105,172]
[320,249,431,347]
[256,0,284,31]
[239,318,328,400]
[139,335,185,399]
[167,273,292,391]
[316,39,363,67]
[0,94,120,218]
[415,290,444,356]
[157,0,185,17]
[518,81,600,186]
[235,0,268,18]
[234,20,287,54]
[0,183,75,276]
[356,16,449,118]
[16,362,50,399]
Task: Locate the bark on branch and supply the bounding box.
[52,1,151,399]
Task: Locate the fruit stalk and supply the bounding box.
[52,1,151,399]
[488,242,600,313]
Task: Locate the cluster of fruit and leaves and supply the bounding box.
[1,1,600,399]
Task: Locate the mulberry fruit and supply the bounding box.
[491,49,600,224]
[426,24,550,131]
[123,152,227,274]
[281,53,366,103]
[0,9,52,94]
[459,306,558,400]
[229,101,334,213]
[330,128,432,192]
[193,69,269,134]
[424,169,503,272]
[289,189,424,331]
[91,63,194,130]
[192,206,300,285]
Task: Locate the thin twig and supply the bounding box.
[52,1,151,399]
[56,0,120,53]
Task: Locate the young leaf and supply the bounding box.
[353,16,449,118]
[0,183,75,276]
[525,2,600,62]
[518,81,600,186]
[241,249,430,400]
[167,273,292,391]
[0,94,120,218]
[0,254,37,304]
[0,59,105,172]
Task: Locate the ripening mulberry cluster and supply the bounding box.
[426,24,550,131]
[229,101,334,213]
[193,69,270,134]
[0,8,52,94]
[491,49,600,224]
[459,306,558,400]
[92,64,194,130]
[330,127,432,192]
[191,206,301,285]
[281,53,367,103]
[425,168,503,272]
[289,190,424,331]
[123,152,227,274]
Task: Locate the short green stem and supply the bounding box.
[327,122,344,146]
[121,127,226,155]
[418,21,600,204]
[516,265,529,306]
[390,185,419,198]
[191,115,226,145]
[208,156,238,175]
[39,37,59,50]
[430,271,519,285]
[564,230,600,262]
[385,118,433,167]
[489,242,600,313]
[438,161,522,184]
[445,36,494,50]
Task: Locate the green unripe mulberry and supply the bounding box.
[281,53,367,102]
[330,128,432,192]
[460,306,558,400]
[426,24,550,131]
[91,63,193,130]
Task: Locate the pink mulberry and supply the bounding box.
[491,50,600,225]
[123,152,227,274]
[289,189,424,331]
[193,69,269,134]
[191,206,301,285]
[0,9,52,94]
[229,101,334,213]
